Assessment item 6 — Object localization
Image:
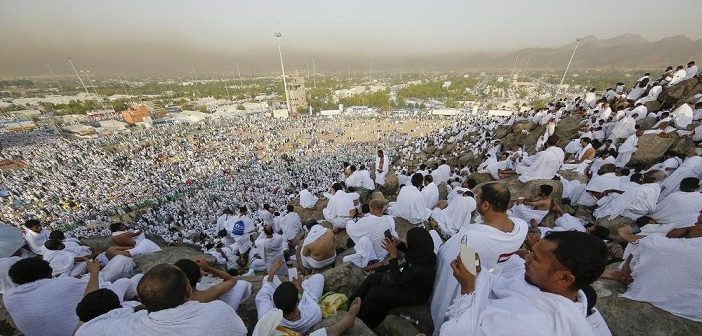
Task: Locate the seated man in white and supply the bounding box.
[431,188,476,238]
[593,174,660,220]
[388,173,431,224]
[22,219,48,255]
[439,231,609,336]
[421,174,440,210]
[5,258,139,336]
[346,199,398,267]
[43,238,135,283]
[255,259,324,334]
[297,220,336,272]
[175,258,252,311]
[76,264,247,336]
[667,65,687,87]
[0,224,34,295]
[561,137,596,175]
[107,222,161,259]
[508,184,554,226]
[281,204,303,249]
[653,177,702,227]
[658,152,702,200]
[431,183,529,332]
[299,183,318,209]
[516,135,564,182]
[322,183,359,230]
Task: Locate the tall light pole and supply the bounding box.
[554,38,582,99]
[68,57,90,95]
[275,32,291,114]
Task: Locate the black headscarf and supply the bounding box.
[404,227,436,266]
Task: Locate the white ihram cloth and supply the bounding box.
[112,231,161,256]
[343,236,379,267]
[609,116,636,140]
[561,144,594,175]
[430,217,529,332]
[422,182,440,209]
[375,154,390,185]
[593,183,660,220]
[621,236,702,322]
[76,300,247,336]
[508,204,549,224]
[281,212,302,241]
[615,134,638,168]
[438,262,594,336]
[346,214,397,260]
[299,189,319,209]
[263,234,288,276]
[672,103,694,129]
[653,191,702,226]
[432,195,476,237]
[635,85,662,105]
[301,225,335,269]
[196,279,252,311]
[438,164,452,183]
[322,190,358,228]
[518,146,564,182]
[388,185,431,224]
[23,228,49,255]
[587,308,612,336]
[554,214,587,232]
[255,274,324,334]
[4,277,86,336]
[659,156,702,200]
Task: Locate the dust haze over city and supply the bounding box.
[1,1,702,336]
[1,0,701,76]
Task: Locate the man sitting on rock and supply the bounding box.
[296,219,336,274]
[107,222,161,259]
[322,182,359,232]
[388,173,432,225]
[43,238,135,283]
[23,218,49,255]
[299,183,319,209]
[421,174,440,209]
[508,184,557,226]
[174,258,252,311]
[255,259,324,334]
[514,135,564,182]
[77,263,248,335]
[345,199,399,267]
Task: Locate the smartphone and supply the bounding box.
[460,235,478,275]
[384,229,392,239]
[288,268,298,282]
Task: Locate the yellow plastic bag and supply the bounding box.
[319,293,349,318]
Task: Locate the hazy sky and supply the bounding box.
[1,0,700,75]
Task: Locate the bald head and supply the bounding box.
[137,264,191,312]
[478,183,511,212]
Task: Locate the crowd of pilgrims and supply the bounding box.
[1,60,701,335]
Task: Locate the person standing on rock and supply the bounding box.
[375,149,390,191]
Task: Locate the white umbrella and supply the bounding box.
[0,224,24,257]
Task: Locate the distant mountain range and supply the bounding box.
[447,34,702,70]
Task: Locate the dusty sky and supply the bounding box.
[1,0,700,76]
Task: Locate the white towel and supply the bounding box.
[621,236,702,322]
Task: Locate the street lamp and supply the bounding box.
[275,32,291,114]
[554,38,582,99]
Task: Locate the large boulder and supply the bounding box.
[384,171,399,196]
[500,133,527,151]
[523,124,547,153]
[473,176,563,204]
[554,115,584,142]
[376,314,423,336]
[644,100,662,113]
[658,77,702,107]
[321,263,365,297]
[669,137,695,157]
[387,304,434,335]
[629,134,677,166]
[394,217,417,242]
[494,125,510,139]
[595,278,702,336]
[467,172,494,185]
[437,182,449,201]
[440,143,457,156]
[424,145,437,155]
[311,314,375,336]
[511,121,536,133]
[595,216,633,240]
[636,117,657,131]
[133,246,215,273]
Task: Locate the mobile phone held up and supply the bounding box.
[460,235,478,275]
[384,229,392,239]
